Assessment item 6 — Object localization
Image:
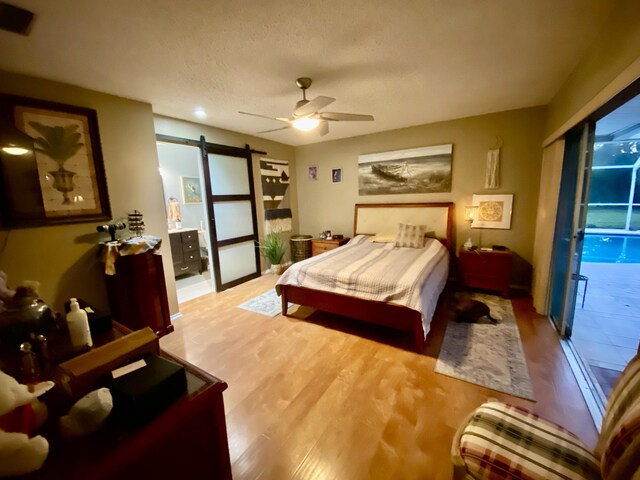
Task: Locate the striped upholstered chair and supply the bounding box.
[451,353,640,479]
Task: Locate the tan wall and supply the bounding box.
[0,70,176,315]
[545,0,640,142]
[294,106,546,286]
[153,116,297,272]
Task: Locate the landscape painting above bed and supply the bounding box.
[358,144,453,195]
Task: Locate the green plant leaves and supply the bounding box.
[29,121,84,166]
[257,232,287,264]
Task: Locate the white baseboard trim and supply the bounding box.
[170,312,183,322]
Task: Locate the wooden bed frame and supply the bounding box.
[280,202,455,352]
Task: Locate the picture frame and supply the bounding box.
[358,144,452,195]
[180,176,203,204]
[308,165,318,181]
[0,94,111,228]
[471,193,513,229]
[331,168,342,184]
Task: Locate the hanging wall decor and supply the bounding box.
[358,144,453,195]
[485,148,500,189]
[0,94,111,228]
[180,176,202,204]
[484,137,502,189]
[260,158,292,233]
[471,193,513,229]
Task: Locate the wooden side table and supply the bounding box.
[458,247,512,297]
[311,237,350,256]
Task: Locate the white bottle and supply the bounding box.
[67,298,93,348]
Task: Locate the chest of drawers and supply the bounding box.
[311,237,350,256]
[169,229,202,276]
[458,246,512,297]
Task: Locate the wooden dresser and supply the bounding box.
[311,237,350,256]
[23,325,232,480]
[169,229,201,276]
[458,246,512,298]
[105,252,173,337]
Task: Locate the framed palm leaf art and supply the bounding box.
[0,94,111,228]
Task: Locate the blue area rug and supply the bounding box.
[435,293,535,401]
[237,289,292,317]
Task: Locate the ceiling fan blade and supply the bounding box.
[319,121,329,137]
[239,111,289,123]
[294,96,336,116]
[258,125,291,134]
[319,112,374,122]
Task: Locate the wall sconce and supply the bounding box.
[463,205,479,249]
[0,112,34,156]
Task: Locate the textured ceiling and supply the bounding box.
[0,0,612,146]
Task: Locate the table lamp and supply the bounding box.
[463,206,479,249]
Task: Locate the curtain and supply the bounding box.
[532,139,565,314]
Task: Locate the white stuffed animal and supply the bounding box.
[0,371,53,477]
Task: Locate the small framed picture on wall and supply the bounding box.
[331,168,342,184]
[308,165,318,181]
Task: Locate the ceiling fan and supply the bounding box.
[239,77,374,136]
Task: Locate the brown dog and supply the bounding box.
[450,294,498,324]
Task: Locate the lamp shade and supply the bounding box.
[464,206,478,222]
[0,111,34,156]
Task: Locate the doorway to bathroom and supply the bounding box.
[156,141,214,303]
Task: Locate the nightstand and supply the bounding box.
[458,246,512,297]
[311,237,350,256]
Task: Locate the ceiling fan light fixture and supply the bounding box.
[292,117,319,131]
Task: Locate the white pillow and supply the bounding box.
[348,235,372,245]
[394,223,427,248]
[371,234,396,243]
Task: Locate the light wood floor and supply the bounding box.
[160,275,598,480]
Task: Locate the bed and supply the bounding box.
[276,202,454,352]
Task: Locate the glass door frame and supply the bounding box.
[548,123,594,337]
[199,136,261,291]
[547,76,640,337]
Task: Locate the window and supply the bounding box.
[586,141,640,230]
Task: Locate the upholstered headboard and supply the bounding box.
[354,203,454,249]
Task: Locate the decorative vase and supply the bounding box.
[270,264,285,275]
[49,167,77,204]
[0,286,55,347]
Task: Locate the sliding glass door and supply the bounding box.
[548,123,595,336]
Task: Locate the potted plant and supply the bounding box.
[257,232,287,274]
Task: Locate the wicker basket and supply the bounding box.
[290,235,312,263]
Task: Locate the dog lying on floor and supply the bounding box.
[449,293,499,324]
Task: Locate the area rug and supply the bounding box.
[435,293,535,401]
[237,289,292,317]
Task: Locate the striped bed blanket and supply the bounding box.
[275,235,449,338]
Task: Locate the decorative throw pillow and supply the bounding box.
[394,223,427,248]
